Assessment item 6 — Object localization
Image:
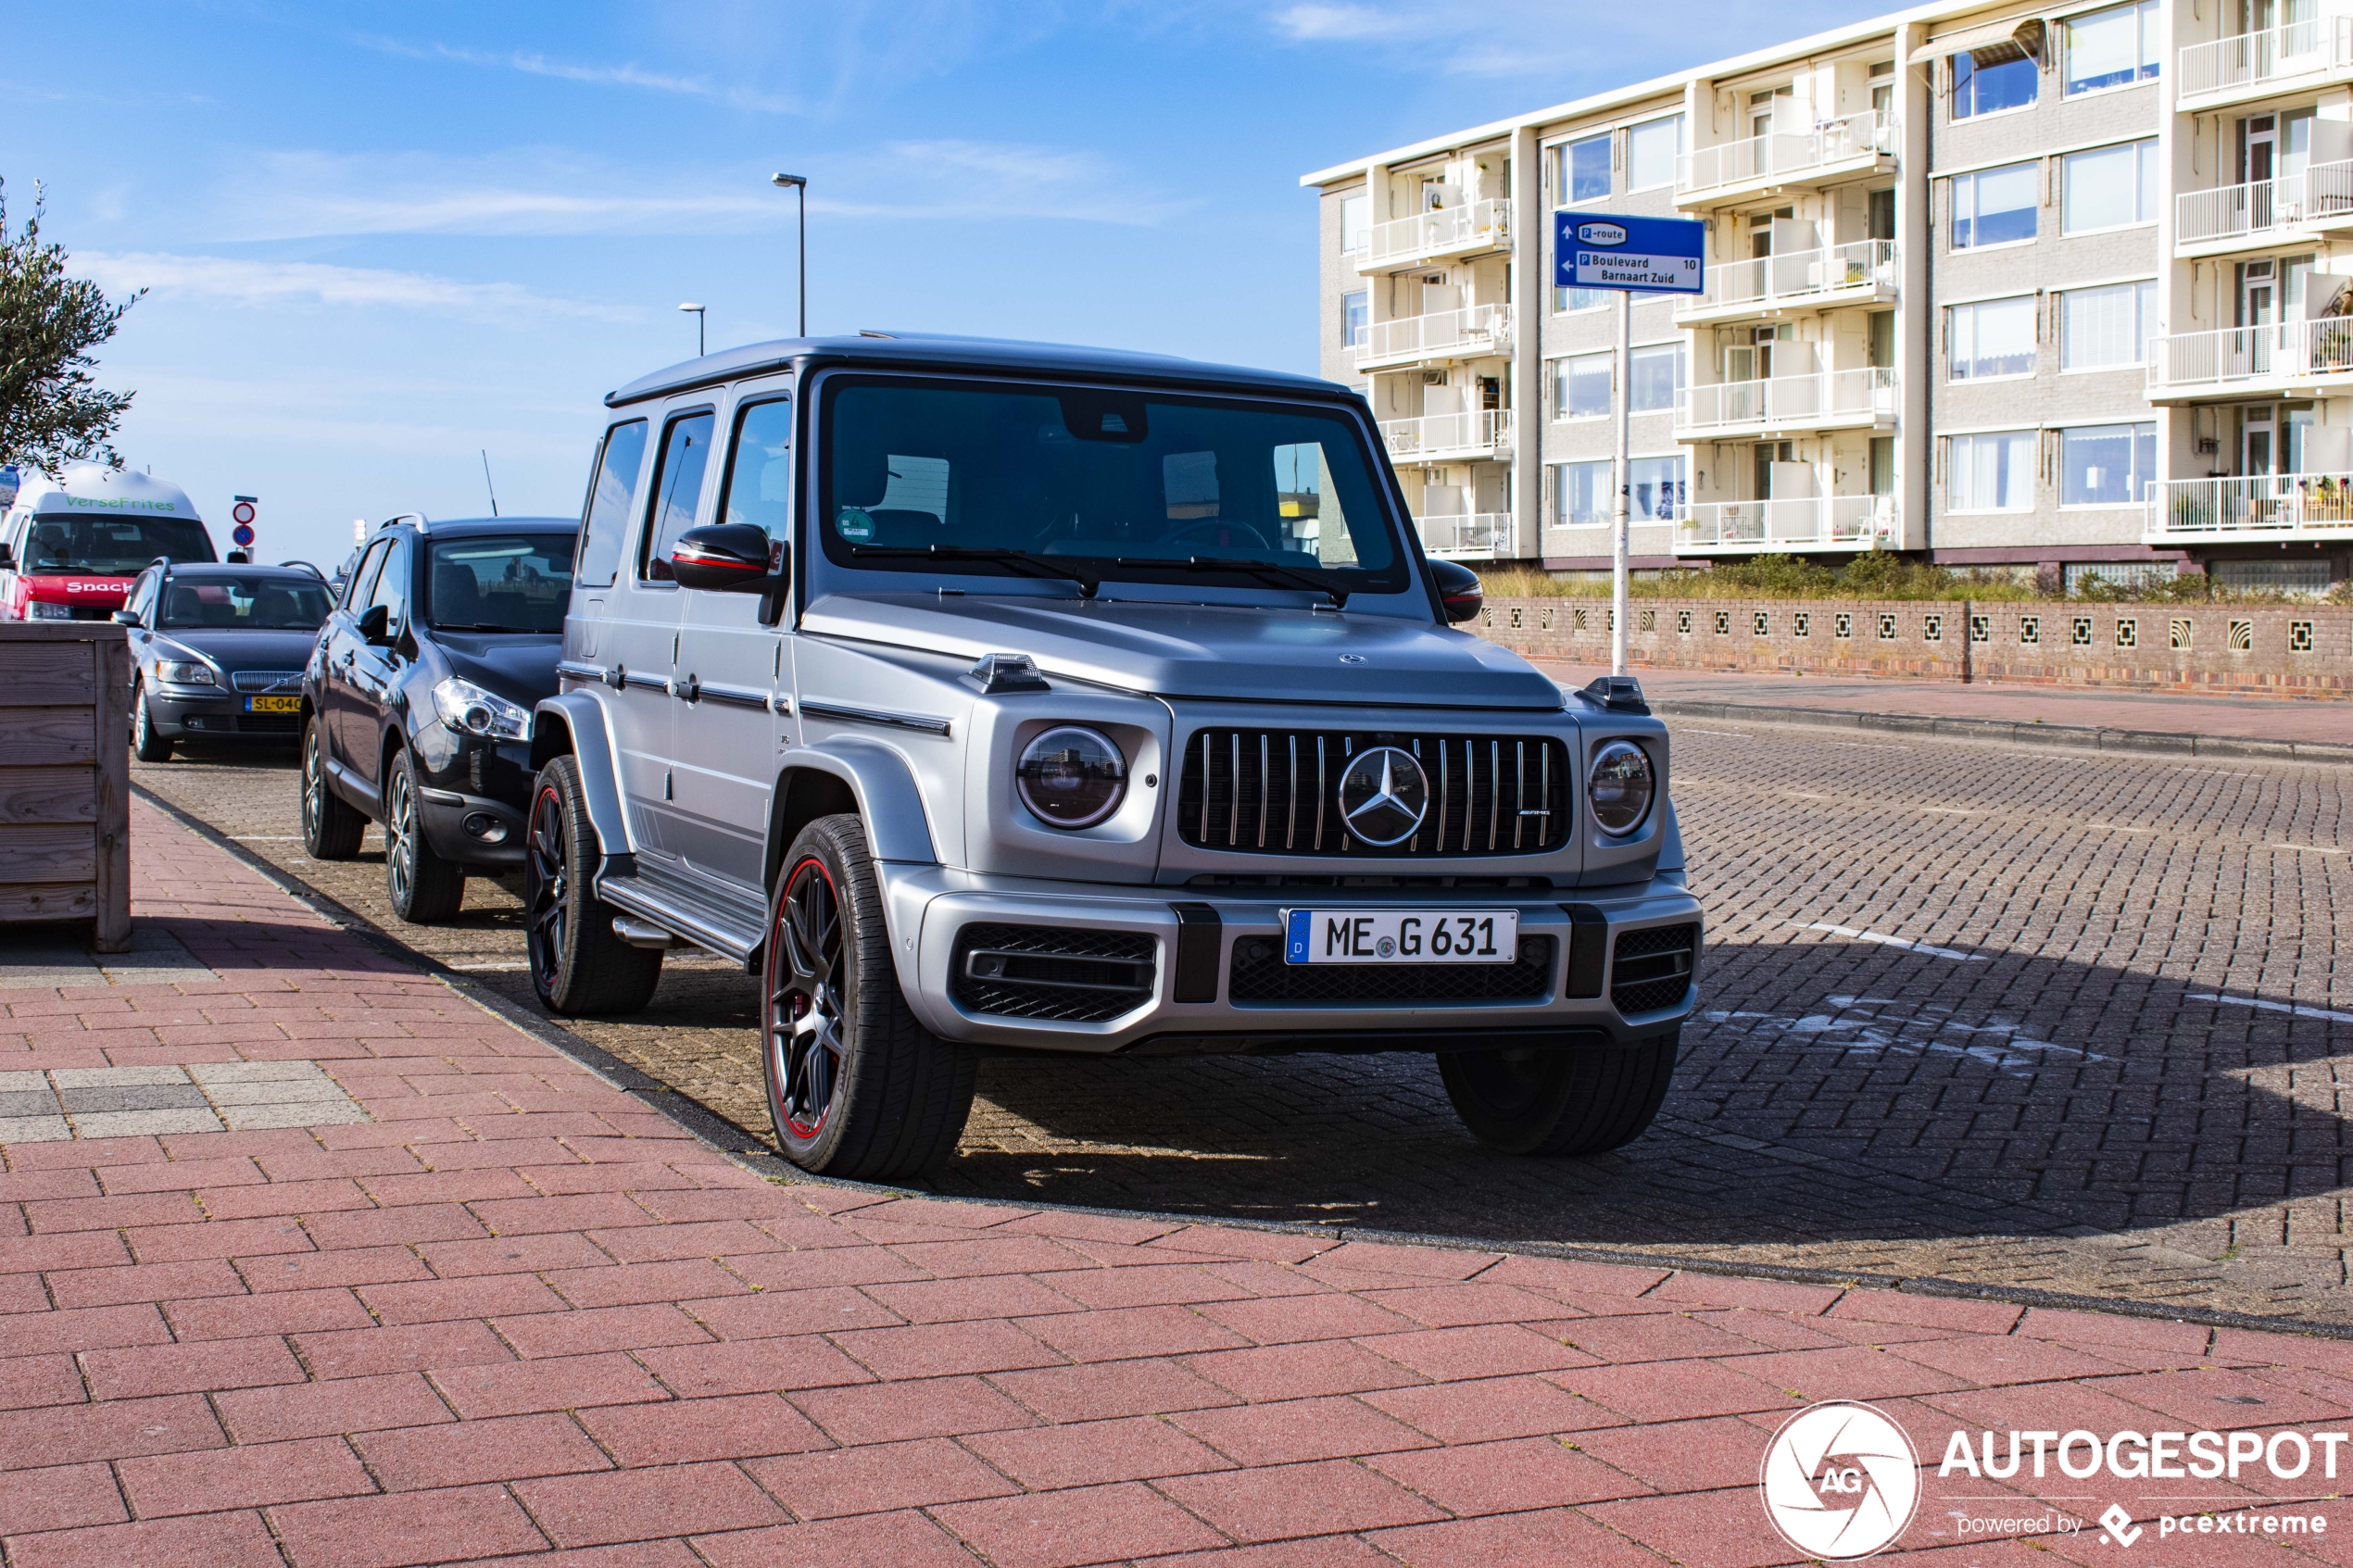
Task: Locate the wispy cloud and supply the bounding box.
[1265,0,1878,80]
[354,34,802,113]
[1271,4,1410,42]
[77,252,636,323]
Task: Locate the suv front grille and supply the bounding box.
[1612,923,1697,1014]
[1229,934,1555,1005]
[950,923,1157,1023]
[1177,729,1569,859]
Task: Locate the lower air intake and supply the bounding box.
[950,923,1156,1023]
[1612,923,1697,1014]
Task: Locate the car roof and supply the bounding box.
[159,562,321,580]
[377,516,576,539]
[606,332,1347,409]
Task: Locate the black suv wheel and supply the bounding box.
[1439,1031,1678,1156]
[523,756,662,1015]
[384,748,466,923]
[301,714,366,860]
[763,814,975,1181]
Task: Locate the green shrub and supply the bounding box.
[1469,555,2339,605]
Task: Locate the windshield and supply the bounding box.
[159,575,333,631]
[426,533,575,633]
[22,514,214,575]
[817,375,1408,596]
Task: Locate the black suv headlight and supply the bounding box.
[1587,739,1655,835]
[1016,725,1126,829]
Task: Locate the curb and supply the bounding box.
[1649,696,2353,766]
[130,785,2353,1345]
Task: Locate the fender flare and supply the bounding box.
[1655,796,1684,873]
[532,692,632,865]
[768,738,938,871]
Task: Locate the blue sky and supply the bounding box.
[13,0,1872,569]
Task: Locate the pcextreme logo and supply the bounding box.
[1759,1400,1921,1559]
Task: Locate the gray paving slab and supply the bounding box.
[49,1066,192,1088]
[219,1101,371,1131]
[186,1060,334,1085]
[0,1089,60,1117]
[57,1085,213,1114]
[196,1077,353,1106]
[65,1108,223,1138]
[0,1115,72,1143]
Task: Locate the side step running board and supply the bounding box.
[596,868,768,966]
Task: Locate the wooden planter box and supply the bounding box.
[0,623,131,950]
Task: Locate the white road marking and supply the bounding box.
[1791,922,1987,961]
[449,961,532,972]
[2270,843,2347,856]
[2190,993,2353,1025]
[1704,995,2111,1076]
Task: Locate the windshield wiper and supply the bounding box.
[850,545,1099,597]
[1117,555,1348,608]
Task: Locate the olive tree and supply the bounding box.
[0,180,140,470]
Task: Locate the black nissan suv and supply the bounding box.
[299,516,576,923]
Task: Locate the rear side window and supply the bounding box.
[640,411,717,581]
[717,397,793,546]
[344,539,389,609]
[366,537,410,624]
[575,420,648,589]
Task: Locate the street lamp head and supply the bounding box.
[771,172,806,189]
[678,303,704,313]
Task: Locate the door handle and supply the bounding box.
[341,648,355,666]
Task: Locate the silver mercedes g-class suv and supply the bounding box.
[525,333,1702,1182]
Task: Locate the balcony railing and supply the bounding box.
[2147,318,2353,392]
[2148,472,2353,540]
[1680,240,1894,318]
[1675,495,1894,552]
[1360,199,1512,270]
[2176,159,2353,247]
[1676,112,1890,200]
[1378,409,1514,462]
[1416,509,1511,557]
[1352,304,1513,370]
[2178,17,2353,102]
[1679,368,1897,435]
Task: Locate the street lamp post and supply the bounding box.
[771,173,807,337]
[678,303,706,357]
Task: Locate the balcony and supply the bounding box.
[1677,240,1895,325]
[1677,368,1896,440]
[2177,18,2353,108]
[1378,409,1514,463]
[1356,199,1512,274]
[1674,495,1895,554]
[2147,472,2353,544]
[2146,318,2353,399]
[1675,112,1892,207]
[1351,305,1513,372]
[2175,160,2353,256]
[1416,509,1511,559]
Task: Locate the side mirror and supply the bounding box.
[672,523,786,595]
[110,609,140,627]
[1430,559,1482,623]
[358,604,393,645]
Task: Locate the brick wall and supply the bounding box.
[1476,597,2353,698]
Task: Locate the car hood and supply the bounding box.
[152,628,322,673]
[801,592,1562,709]
[432,632,562,707]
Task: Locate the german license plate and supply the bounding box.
[245,695,300,713]
[1282,909,1518,965]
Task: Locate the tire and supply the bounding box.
[131,685,172,762]
[1440,1030,1679,1157]
[763,813,976,1181]
[384,748,467,924]
[523,756,661,1015]
[301,714,366,860]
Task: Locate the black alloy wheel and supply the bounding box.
[769,855,846,1142]
[384,750,465,923]
[522,755,661,1016]
[301,716,365,859]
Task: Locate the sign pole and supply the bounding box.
[1612,291,1630,678]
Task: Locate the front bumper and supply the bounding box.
[884,867,1703,1056]
[146,687,303,742]
[414,735,536,871]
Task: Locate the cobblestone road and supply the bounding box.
[128,721,2353,1324]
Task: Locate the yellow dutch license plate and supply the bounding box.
[245,695,301,714]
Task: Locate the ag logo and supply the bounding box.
[1759,1400,1920,1559]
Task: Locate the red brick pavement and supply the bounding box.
[4,799,2353,1564]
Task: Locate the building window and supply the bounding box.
[2059,280,2157,370]
[2065,0,2160,95]
[1560,133,1611,204]
[1554,284,1608,314]
[2058,421,2157,505]
[1952,50,2037,119]
[1948,295,2038,380]
[1629,344,1685,413]
[1947,430,2037,511]
[1950,163,2038,248]
[1552,459,1610,527]
[2062,141,2158,233]
[1630,455,1685,521]
[1340,291,1368,348]
[1554,352,1613,419]
[1628,116,1683,192]
[1340,194,1369,254]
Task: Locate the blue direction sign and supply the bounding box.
[1554,212,1705,295]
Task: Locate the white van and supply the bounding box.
[0,463,216,621]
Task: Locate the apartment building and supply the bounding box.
[1305,0,2352,594]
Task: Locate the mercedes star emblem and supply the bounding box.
[1336,746,1430,847]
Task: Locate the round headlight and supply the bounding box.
[1016,725,1126,829]
[1587,740,1655,835]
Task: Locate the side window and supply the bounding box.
[366,537,411,625]
[344,539,389,610]
[128,571,159,623]
[575,419,647,590]
[716,397,794,546]
[639,411,718,582]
